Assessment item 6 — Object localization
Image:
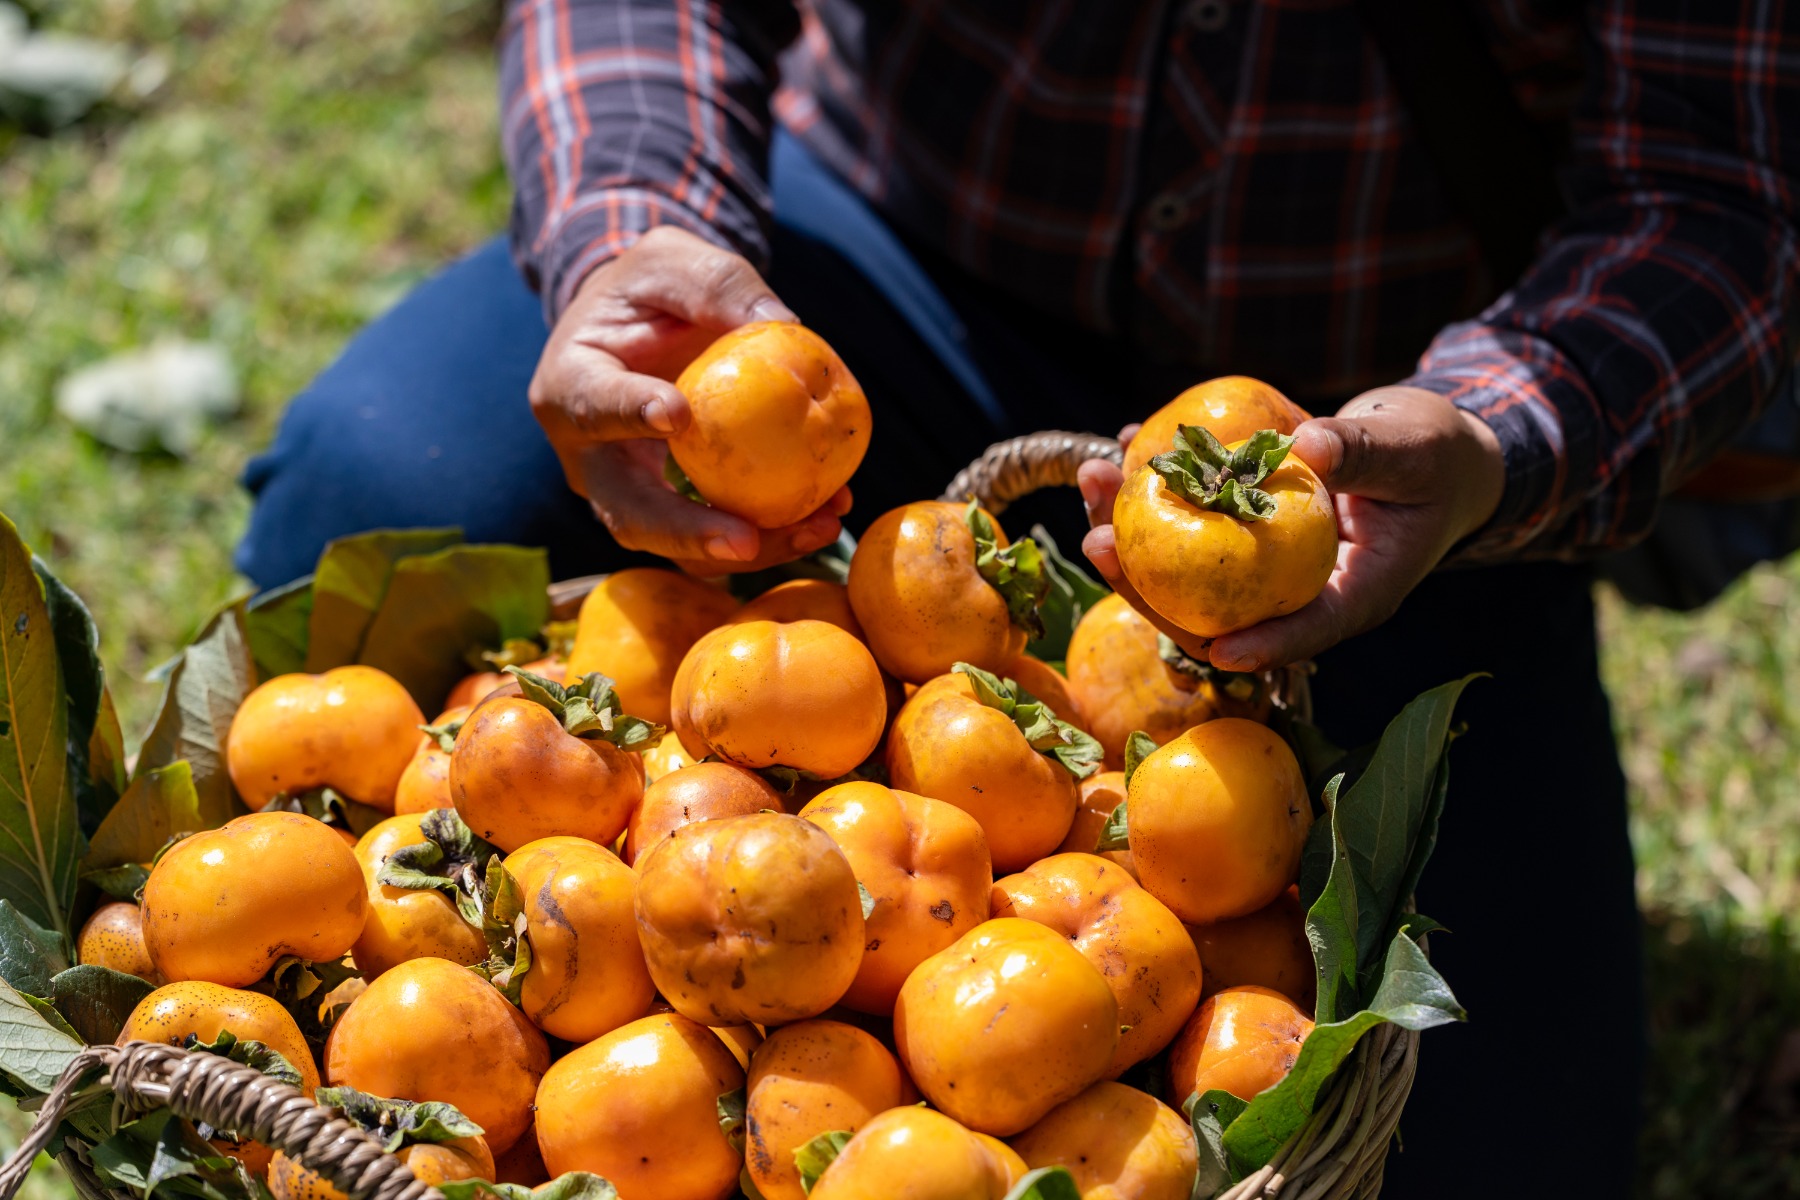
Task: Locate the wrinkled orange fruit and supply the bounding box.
[78,901,156,983]
[809,1107,1023,1200]
[1189,885,1317,1013]
[798,781,991,1014]
[671,321,871,530]
[394,704,472,815]
[1166,985,1314,1104]
[351,814,488,980]
[1128,719,1312,925]
[564,569,739,726]
[895,917,1118,1135]
[731,578,865,640]
[624,760,784,867]
[226,666,423,811]
[1008,1081,1198,1200]
[141,812,367,987]
[1122,377,1310,477]
[846,501,1026,685]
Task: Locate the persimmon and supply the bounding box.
[992,853,1201,1076]
[649,999,764,1069]
[745,1019,915,1200]
[1005,653,1081,725]
[77,901,156,983]
[886,666,1098,873]
[636,812,864,1026]
[624,761,784,867]
[1127,719,1311,924]
[351,814,487,980]
[447,657,565,711]
[324,957,549,1154]
[731,578,865,640]
[1166,986,1313,1104]
[1008,1082,1198,1200]
[493,1122,550,1187]
[535,1011,745,1200]
[1058,771,1135,874]
[1122,376,1310,476]
[226,666,424,811]
[895,917,1118,1135]
[671,619,885,779]
[504,836,655,1042]
[141,812,366,987]
[1064,594,1270,767]
[1113,428,1337,638]
[267,1090,495,1200]
[669,322,870,529]
[1189,886,1317,1012]
[394,705,472,815]
[121,981,319,1093]
[808,1107,1022,1200]
[846,501,1043,684]
[564,568,739,725]
[451,669,661,852]
[640,730,699,784]
[797,781,991,1015]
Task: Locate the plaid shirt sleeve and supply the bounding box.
[1406,1,1800,560]
[499,0,798,322]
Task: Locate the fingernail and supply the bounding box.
[706,534,752,561]
[750,298,798,324]
[642,398,677,434]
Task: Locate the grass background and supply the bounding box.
[1,1,1796,1194]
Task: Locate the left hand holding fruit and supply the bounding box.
[1080,385,1504,670]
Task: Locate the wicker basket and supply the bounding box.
[1,431,1417,1200]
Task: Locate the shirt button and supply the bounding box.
[1145,191,1191,233]
[1186,0,1230,32]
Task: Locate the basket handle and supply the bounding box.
[938,430,1123,516]
[0,1043,439,1200]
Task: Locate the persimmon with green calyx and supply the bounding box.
[227,666,425,812]
[669,321,871,530]
[1124,719,1312,925]
[1121,376,1310,477]
[451,667,663,853]
[635,812,864,1026]
[807,1107,1028,1200]
[395,706,472,815]
[503,836,655,1042]
[352,812,489,980]
[141,812,367,988]
[1113,426,1337,639]
[846,501,1047,684]
[886,663,1100,872]
[670,619,886,780]
[267,1089,494,1200]
[324,956,549,1155]
[1007,1081,1198,1200]
[78,901,157,983]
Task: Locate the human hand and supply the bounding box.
[1078,385,1505,670]
[528,225,850,574]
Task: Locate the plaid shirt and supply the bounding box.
[500,0,1800,559]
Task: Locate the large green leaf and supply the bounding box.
[243,574,315,681]
[305,528,463,672]
[34,558,125,837]
[48,964,155,1045]
[83,761,202,873]
[134,603,255,830]
[1187,1090,1248,1198]
[0,901,68,997]
[0,976,84,1093]
[1025,524,1110,664]
[0,515,79,943]
[356,544,550,712]
[1301,774,1359,1024]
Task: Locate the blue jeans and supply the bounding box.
[240,133,1642,1197]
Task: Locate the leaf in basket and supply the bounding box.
[90,1109,245,1200]
[304,528,464,672]
[0,976,84,1093]
[0,900,69,996]
[356,544,551,713]
[1184,1089,1248,1199]
[243,574,315,680]
[34,556,126,837]
[1301,773,1358,1024]
[0,516,81,945]
[1025,524,1111,664]
[1000,1166,1082,1200]
[1217,928,1464,1177]
[135,601,256,830]
[47,964,154,1045]
[83,761,202,873]
[441,1175,622,1200]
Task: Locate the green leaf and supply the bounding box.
[1301,774,1359,1024]
[474,638,546,672]
[90,1108,243,1200]
[966,503,1049,640]
[1094,800,1129,854]
[183,1029,304,1089]
[314,1086,485,1150]
[952,663,1100,779]
[83,761,202,873]
[421,715,466,755]
[508,668,665,749]
[0,976,84,1092]
[379,807,497,932]
[0,515,80,944]
[1122,730,1157,789]
[135,601,256,831]
[793,1129,853,1195]
[717,1087,747,1154]
[442,1175,620,1200]
[663,452,708,504]
[47,964,154,1045]
[1146,426,1295,523]
[1218,930,1463,1174]
[856,882,875,921]
[305,528,464,672]
[478,857,531,1004]
[258,785,386,839]
[0,901,68,996]
[1024,524,1110,664]
[82,863,149,902]
[1001,1167,1082,1200]
[357,543,551,713]
[251,956,361,1058]
[1185,1089,1248,1198]
[34,557,123,838]
[243,575,314,681]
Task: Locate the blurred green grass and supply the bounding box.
[0,1,1796,1195]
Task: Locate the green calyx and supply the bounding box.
[1094,730,1157,853]
[507,666,666,749]
[468,637,544,672]
[1148,425,1296,522]
[794,1129,854,1194]
[1156,633,1264,703]
[183,1030,303,1090]
[966,502,1050,640]
[953,662,1101,779]
[420,715,466,754]
[377,807,499,928]
[473,857,534,1005]
[314,1087,485,1151]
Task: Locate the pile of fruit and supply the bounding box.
[0,331,1467,1200]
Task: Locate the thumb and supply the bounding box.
[1290,416,1403,499]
